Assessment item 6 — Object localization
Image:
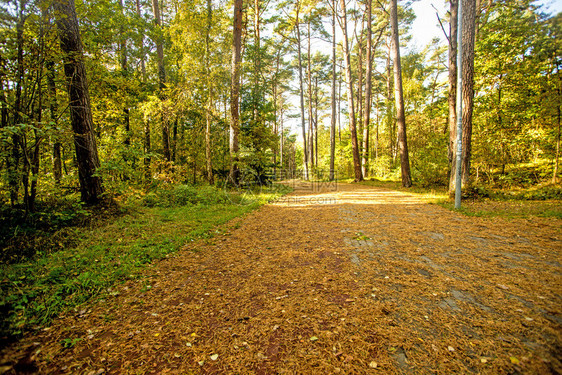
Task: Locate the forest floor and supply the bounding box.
[1,181,561,374]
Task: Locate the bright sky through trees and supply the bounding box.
[410,0,562,49]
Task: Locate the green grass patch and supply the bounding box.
[436,199,562,219]
[0,183,290,344]
[356,178,561,219]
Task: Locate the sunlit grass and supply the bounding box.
[353,177,560,219]
[0,184,290,340]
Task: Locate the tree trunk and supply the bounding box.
[375,94,379,161]
[295,1,308,180]
[338,71,342,141]
[136,0,146,79]
[461,0,477,187]
[205,0,214,184]
[136,0,150,179]
[46,60,62,184]
[357,18,364,144]
[339,0,363,182]
[252,0,261,123]
[10,0,25,206]
[554,103,560,183]
[151,0,170,161]
[329,0,336,181]
[280,106,284,170]
[144,119,151,180]
[390,0,412,187]
[54,0,104,204]
[119,0,130,147]
[27,14,47,213]
[385,45,395,163]
[362,0,372,178]
[448,0,458,195]
[307,20,314,171]
[171,118,178,162]
[229,0,243,185]
[27,72,42,213]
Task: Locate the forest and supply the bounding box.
[0,0,561,352]
[0,0,560,208]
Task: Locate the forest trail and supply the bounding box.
[3,182,561,374]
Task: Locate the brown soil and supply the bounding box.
[1,181,561,374]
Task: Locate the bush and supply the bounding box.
[142,184,232,207]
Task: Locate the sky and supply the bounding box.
[287,0,562,138]
[410,0,562,50]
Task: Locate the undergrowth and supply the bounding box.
[0,183,290,346]
[357,178,561,219]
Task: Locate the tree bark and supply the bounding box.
[205,0,214,184]
[10,0,25,206]
[135,0,146,79]
[151,0,170,161]
[339,0,363,182]
[448,0,458,194]
[135,0,150,179]
[357,17,364,143]
[314,76,318,168]
[54,0,104,204]
[46,60,62,184]
[362,0,372,178]
[554,102,560,183]
[390,0,412,187]
[229,0,243,185]
[385,43,395,162]
[295,1,308,180]
[461,0,476,187]
[307,20,314,170]
[329,0,336,181]
[119,0,131,148]
[252,0,261,123]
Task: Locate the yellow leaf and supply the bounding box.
[510,356,520,365]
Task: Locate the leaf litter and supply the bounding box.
[0,181,560,374]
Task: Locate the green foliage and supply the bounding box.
[142,184,231,207]
[0,197,100,263]
[0,183,289,340]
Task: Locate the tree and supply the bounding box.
[390,0,412,187]
[53,0,104,204]
[205,0,214,184]
[447,0,458,194]
[295,0,309,180]
[229,0,243,184]
[460,0,477,187]
[329,0,336,181]
[362,0,373,178]
[151,0,170,162]
[339,0,362,182]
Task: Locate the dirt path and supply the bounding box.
[2,182,561,374]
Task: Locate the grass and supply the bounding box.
[0,183,290,344]
[437,199,562,219]
[355,177,561,219]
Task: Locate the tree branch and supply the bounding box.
[432,3,450,44]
